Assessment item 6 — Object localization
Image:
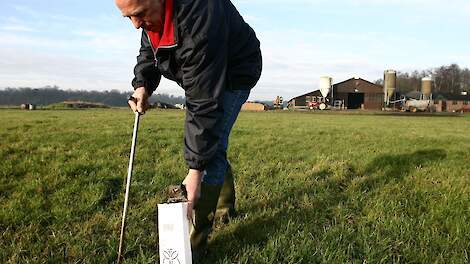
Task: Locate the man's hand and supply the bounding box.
[128,87,150,114]
[182,169,203,220]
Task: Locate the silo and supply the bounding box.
[384,70,397,104]
[422,77,433,98]
[319,76,332,98]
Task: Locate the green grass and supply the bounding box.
[1,109,469,263]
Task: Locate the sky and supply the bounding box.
[1,0,469,100]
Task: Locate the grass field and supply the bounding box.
[1,109,469,263]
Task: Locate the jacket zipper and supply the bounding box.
[145,31,181,87]
[146,32,158,67]
[146,31,178,67]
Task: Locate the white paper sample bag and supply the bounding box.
[158,202,192,264]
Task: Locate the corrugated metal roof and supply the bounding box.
[288,90,323,102]
[288,77,383,102]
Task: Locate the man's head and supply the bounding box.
[115,0,165,32]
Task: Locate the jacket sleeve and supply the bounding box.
[132,30,161,95]
[179,1,229,170]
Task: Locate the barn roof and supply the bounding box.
[288,77,383,102]
[287,90,322,103]
[332,77,382,88]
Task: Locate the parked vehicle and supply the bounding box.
[404,99,432,112]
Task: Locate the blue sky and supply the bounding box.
[1,0,469,100]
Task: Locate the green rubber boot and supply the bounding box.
[215,166,236,226]
[190,183,222,263]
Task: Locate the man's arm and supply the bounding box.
[129,30,162,113]
[178,0,229,218]
[179,0,228,172]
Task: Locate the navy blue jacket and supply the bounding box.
[132,0,262,170]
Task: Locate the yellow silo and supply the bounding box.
[422,77,433,99]
[384,70,397,104]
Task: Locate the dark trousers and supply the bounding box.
[202,89,250,185]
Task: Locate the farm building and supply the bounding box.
[288,77,384,110]
[21,104,37,110]
[241,102,268,111]
[287,90,324,110]
[152,101,178,109]
[433,93,470,112]
[333,78,384,110]
[48,101,109,109]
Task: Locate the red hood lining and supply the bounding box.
[147,0,176,49]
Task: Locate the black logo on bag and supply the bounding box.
[162,249,180,264]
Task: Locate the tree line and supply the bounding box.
[375,64,470,95]
[0,86,186,106]
[3,63,468,106]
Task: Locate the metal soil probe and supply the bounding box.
[117,111,140,263]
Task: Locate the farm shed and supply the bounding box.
[62,101,109,108]
[288,77,384,110]
[288,90,324,109]
[332,78,384,110]
[153,101,178,109]
[241,102,268,111]
[433,93,470,112]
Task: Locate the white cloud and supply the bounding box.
[11,4,40,17]
[249,30,392,100]
[1,0,469,101]
[0,46,183,96]
[0,25,37,32]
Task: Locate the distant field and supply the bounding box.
[1,109,469,263]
